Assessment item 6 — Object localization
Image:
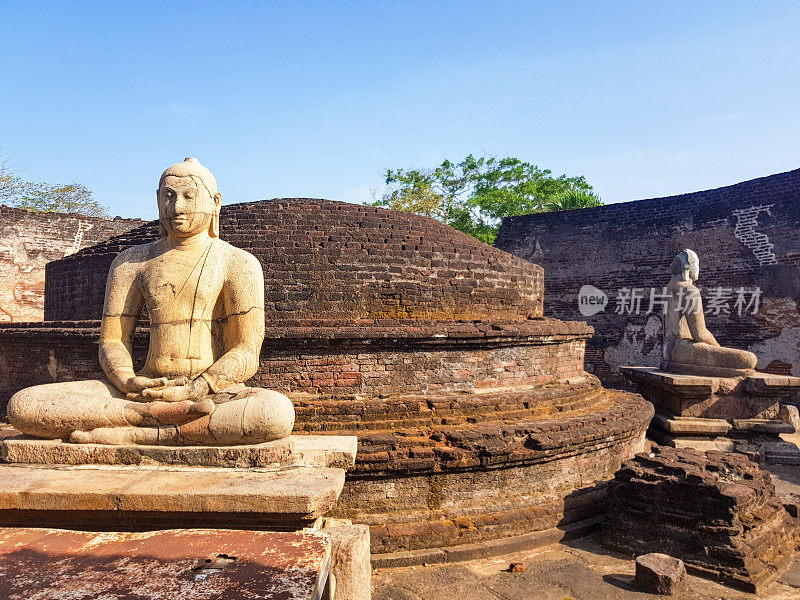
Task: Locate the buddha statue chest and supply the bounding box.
[141,245,223,323]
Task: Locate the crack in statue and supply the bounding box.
[8,158,295,445]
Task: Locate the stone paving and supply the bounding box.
[373,533,800,600]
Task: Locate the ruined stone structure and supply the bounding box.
[495,168,800,385]
[605,446,799,593]
[0,198,653,560]
[0,205,142,322]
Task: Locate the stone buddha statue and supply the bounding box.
[662,249,757,377]
[7,158,295,445]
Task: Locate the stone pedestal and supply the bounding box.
[0,432,371,599]
[0,434,356,532]
[620,367,800,462]
[0,433,357,468]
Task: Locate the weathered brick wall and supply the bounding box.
[0,206,142,322]
[0,320,652,554]
[45,199,544,323]
[495,169,800,384]
[0,320,591,411]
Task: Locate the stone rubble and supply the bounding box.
[634,552,686,595]
[605,445,799,593]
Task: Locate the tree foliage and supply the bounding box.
[371,155,601,244]
[544,189,603,212]
[0,162,108,218]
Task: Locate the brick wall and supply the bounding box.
[45,199,544,323]
[0,319,591,411]
[0,320,652,553]
[0,206,142,322]
[495,168,800,383]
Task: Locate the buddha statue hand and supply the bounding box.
[126,376,170,395]
[125,376,211,403]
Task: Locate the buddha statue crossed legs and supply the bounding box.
[662,249,758,377]
[7,158,295,445]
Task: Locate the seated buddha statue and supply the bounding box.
[662,249,758,377]
[7,158,295,445]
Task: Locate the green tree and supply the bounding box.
[0,166,107,218]
[371,155,598,244]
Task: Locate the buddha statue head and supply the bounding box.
[670,249,699,282]
[157,157,221,239]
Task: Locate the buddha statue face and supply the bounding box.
[157,157,221,239]
[688,254,699,282]
[158,175,213,237]
[670,249,700,282]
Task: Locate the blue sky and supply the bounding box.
[1,1,799,220]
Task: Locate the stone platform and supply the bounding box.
[0,433,356,468]
[0,431,372,598]
[0,527,331,600]
[0,433,357,531]
[0,462,346,531]
[620,367,800,460]
[1,435,296,467]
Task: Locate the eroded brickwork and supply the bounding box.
[0,321,590,412]
[496,169,800,383]
[605,446,799,592]
[0,206,142,322]
[46,199,544,323]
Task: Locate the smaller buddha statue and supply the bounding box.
[662,249,757,377]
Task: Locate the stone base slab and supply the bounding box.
[661,360,756,378]
[648,428,737,452]
[651,412,731,435]
[1,436,295,467]
[0,463,345,530]
[320,519,372,600]
[0,527,332,600]
[652,412,793,437]
[0,433,357,469]
[753,440,800,466]
[293,435,358,470]
[732,419,794,435]
[650,412,798,459]
[651,428,800,463]
[622,367,800,456]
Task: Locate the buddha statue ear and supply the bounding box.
[157,189,168,238]
[210,192,222,238]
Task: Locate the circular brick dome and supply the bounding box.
[24,197,652,561]
[45,199,543,323]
